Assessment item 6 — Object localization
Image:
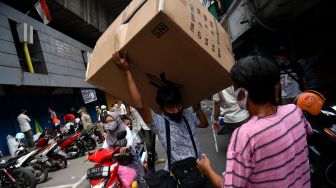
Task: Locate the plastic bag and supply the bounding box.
[117,165,137,188]
[7,135,19,157]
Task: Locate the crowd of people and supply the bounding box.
[109,46,313,188]
[15,45,315,188]
[16,99,168,187]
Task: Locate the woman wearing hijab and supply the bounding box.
[102,111,147,188]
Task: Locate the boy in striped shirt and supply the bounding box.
[197,55,312,188]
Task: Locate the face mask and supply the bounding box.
[234,88,248,110]
[164,109,183,122]
[104,122,118,131]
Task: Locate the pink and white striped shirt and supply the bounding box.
[223,104,312,188]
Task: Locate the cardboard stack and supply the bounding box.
[86,0,235,112]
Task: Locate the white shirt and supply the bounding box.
[17,113,31,132]
[213,86,249,123]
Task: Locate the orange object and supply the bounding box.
[294,90,325,116]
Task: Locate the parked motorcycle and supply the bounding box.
[0,150,37,188]
[10,149,48,184]
[295,90,336,187]
[86,131,138,188]
[91,124,105,144]
[58,128,96,159]
[16,130,68,173]
[36,141,68,172]
[36,128,56,148]
[13,133,49,184]
[80,128,98,151]
[37,126,95,159]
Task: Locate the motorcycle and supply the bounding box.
[58,132,84,159]
[17,129,68,172]
[10,149,49,184]
[295,90,336,187]
[80,128,98,151]
[86,131,138,188]
[58,128,96,159]
[37,127,95,159]
[36,141,68,172]
[91,124,105,144]
[0,150,37,188]
[13,133,49,184]
[36,128,56,148]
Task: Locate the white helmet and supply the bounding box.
[15,133,25,140]
[100,105,107,111]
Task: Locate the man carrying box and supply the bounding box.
[112,51,214,188]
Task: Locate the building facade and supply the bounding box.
[0,2,102,155]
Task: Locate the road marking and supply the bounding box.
[41,174,87,188]
[42,185,72,188]
[72,174,87,188]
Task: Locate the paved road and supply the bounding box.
[38,100,229,187]
[37,155,93,188]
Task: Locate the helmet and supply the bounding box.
[15,133,25,140]
[294,90,325,116]
[100,105,107,111]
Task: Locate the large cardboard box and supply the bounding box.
[86,0,234,112]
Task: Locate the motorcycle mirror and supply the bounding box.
[117,130,127,140]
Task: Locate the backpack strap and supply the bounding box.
[164,118,172,170]
[183,116,198,158]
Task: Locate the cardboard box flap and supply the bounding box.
[122,0,148,24]
[87,0,164,82]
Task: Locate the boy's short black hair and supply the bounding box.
[156,86,182,108]
[120,115,132,121]
[231,55,280,105]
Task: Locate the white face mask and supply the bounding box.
[104,122,118,131]
[234,88,248,110]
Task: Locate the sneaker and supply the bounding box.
[155,158,166,164]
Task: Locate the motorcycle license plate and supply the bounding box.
[87,166,109,179]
